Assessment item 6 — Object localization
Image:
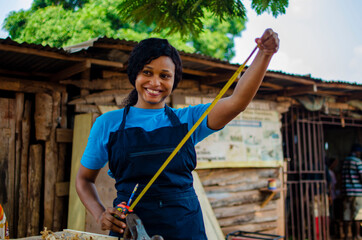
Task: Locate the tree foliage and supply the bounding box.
[2,0,288,61]
[31,0,89,10]
[118,0,288,36]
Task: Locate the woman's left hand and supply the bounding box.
[255,28,280,56]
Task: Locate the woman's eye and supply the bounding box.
[143,70,151,76]
[161,74,171,79]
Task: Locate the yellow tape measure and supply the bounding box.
[129,44,259,211]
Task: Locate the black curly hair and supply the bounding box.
[122,38,182,107]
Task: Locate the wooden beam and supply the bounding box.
[200,68,247,85]
[88,59,124,68]
[316,82,362,90]
[0,76,66,92]
[0,44,123,68]
[0,68,51,78]
[261,81,283,90]
[324,102,356,110]
[265,72,316,85]
[183,68,218,77]
[51,60,91,81]
[316,90,352,96]
[181,55,239,71]
[284,84,317,96]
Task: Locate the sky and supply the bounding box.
[0,0,361,84]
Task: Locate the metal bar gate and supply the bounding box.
[282,106,329,240]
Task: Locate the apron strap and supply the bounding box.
[118,105,130,131]
[164,105,181,126]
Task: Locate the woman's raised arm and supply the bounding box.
[207,28,279,130]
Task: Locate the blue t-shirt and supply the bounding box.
[81,103,218,170]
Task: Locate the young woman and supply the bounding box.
[76,29,279,240]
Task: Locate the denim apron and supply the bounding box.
[107,105,207,240]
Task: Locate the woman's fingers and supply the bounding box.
[255,28,280,55]
[99,207,127,233]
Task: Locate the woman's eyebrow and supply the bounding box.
[144,65,172,73]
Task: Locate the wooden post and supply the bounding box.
[27,144,43,236]
[44,92,60,230]
[0,98,16,238]
[14,93,24,237]
[53,92,68,231]
[35,93,53,141]
[17,100,31,237]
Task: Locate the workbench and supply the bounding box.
[16,229,118,240]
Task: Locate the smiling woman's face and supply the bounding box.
[134,56,175,109]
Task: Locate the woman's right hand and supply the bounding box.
[97,206,127,234]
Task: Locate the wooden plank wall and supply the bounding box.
[0,78,70,238]
[196,168,285,237]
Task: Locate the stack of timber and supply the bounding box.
[196,168,284,236]
[64,72,132,114]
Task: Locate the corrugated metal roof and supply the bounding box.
[0,37,80,81]
[0,37,69,55]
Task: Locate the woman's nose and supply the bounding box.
[150,76,161,86]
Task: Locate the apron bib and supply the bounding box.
[107,105,206,240]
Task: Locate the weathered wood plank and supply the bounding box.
[199,168,278,187]
[218,208,279,227]
[44,92,61,230]
[68,113,95,231]
[198,168,284,237]
[56,128,73,143]
[75,104,99,113]
[17,100,31,237]
[221,221,278,237]
[60,92,68,128]
[35,93,53,141]
[0,98,16,238]
[207,190,263,208]
[14,93,24,237]
[61,76,131,90]
[213,202,277,219]
[0,76,66,92]
[27,144,43,236]
[51,60,91,81]
[53,143,67,231]
[68,90,131,105]
[53,91,69,231]
[97,105,120,114]
[55,182,70,197]
[102,70,126,78]
[193,171,224,240]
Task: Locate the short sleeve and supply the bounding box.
[175,103,222,145]
[80,117,109,169]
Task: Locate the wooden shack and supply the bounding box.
[0,37,361,239]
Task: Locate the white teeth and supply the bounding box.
[147,89,159,94]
